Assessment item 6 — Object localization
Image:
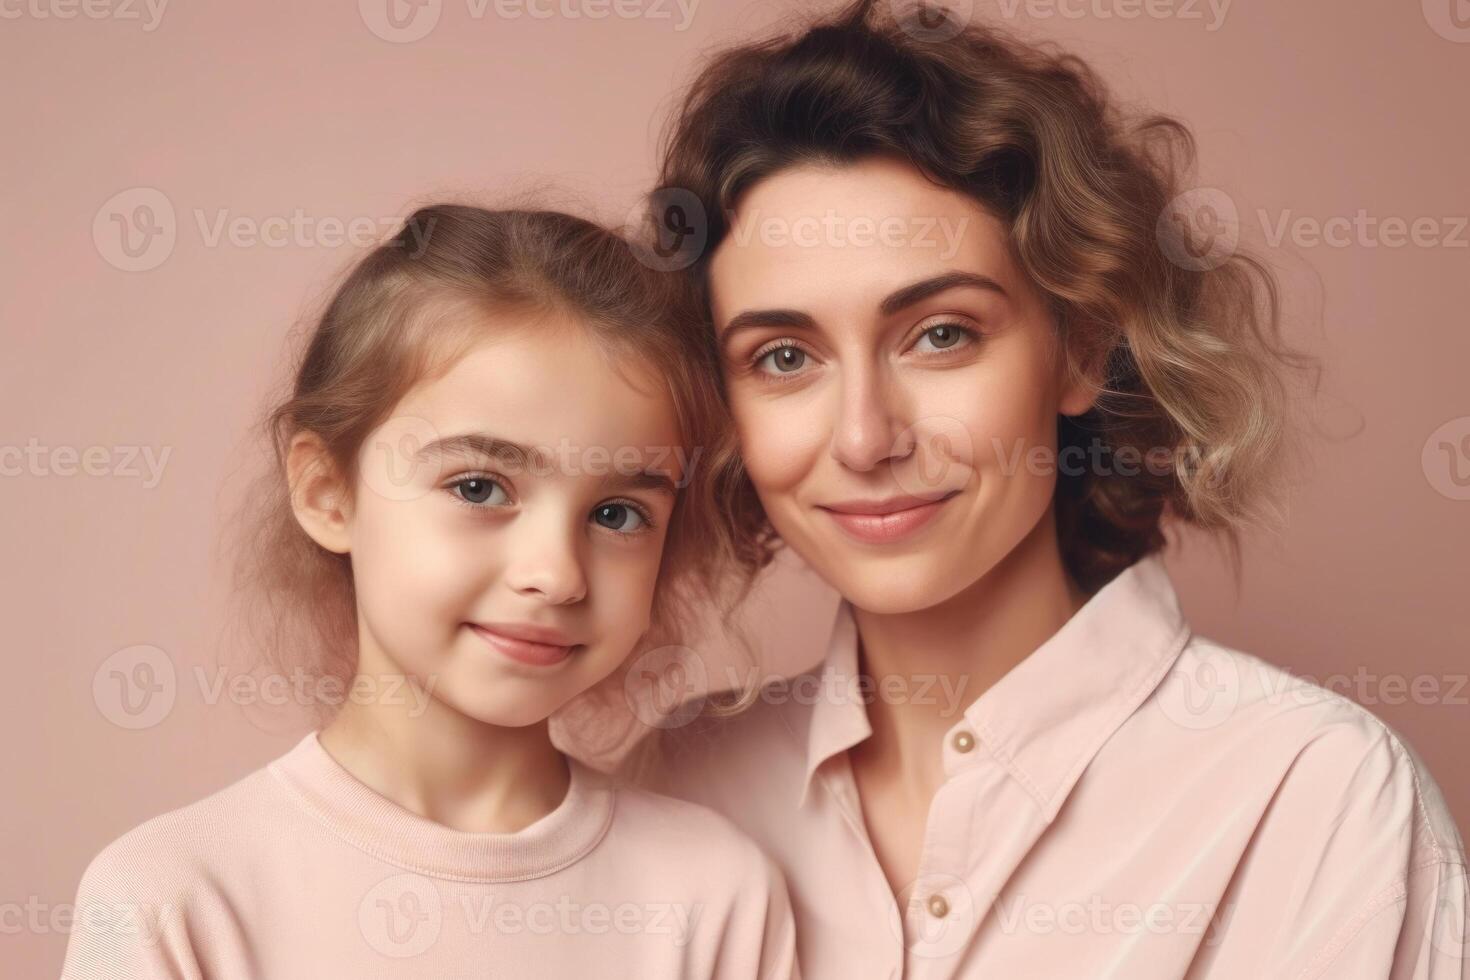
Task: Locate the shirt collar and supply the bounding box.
[795,552,1192,818]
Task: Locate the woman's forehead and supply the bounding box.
[707,160,1023,326]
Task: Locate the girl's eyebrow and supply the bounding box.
[607,470,679,498]
[411,432,678,495]
[413,433,540,469]
[719,271,1008,349]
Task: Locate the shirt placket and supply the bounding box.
[898,720,991,979]
[819,749,910,980]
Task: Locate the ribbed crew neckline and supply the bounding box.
[267,731,616,883]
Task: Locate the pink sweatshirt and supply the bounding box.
[61,732,799,979]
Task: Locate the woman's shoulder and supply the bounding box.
[606,775,776,862]
[1157,633,1465,864]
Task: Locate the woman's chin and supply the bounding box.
[822,563,974,617]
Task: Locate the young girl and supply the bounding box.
[61,205,798,979]
[622,1,1469,978]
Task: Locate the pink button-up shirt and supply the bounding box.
[650,553,1468,978]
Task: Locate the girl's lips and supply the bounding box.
[818,491,959,544]
[466,623,579,668]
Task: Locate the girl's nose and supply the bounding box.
[504,524,588,606]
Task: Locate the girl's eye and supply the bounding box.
[591,502,650,534]
[450,476,511,508]
[913,323,974,353]
[754,342,809,376]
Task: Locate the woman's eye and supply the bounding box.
[755,344,808,375]
[913,323,970,352]
[591,503,647,533]
[452,477,510,507]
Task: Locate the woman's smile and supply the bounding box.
[816,489,962,544]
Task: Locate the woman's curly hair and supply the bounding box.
[653,0,1316,594]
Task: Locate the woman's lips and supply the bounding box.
[818,491,960,544]
[466,622,579,668]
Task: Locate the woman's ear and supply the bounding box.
[287,431,353,555]
[1057,328,1111,418]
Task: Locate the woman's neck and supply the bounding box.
[316,648,569,835]
[850,504,1088,795]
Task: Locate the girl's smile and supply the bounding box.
[464,620,583,669]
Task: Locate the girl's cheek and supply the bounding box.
[357,500,488,623]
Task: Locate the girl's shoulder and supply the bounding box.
[71,759,283,903]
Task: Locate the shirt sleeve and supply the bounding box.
[713,846,802,980]
[60,845,202,980]
[1283,720,1469,980]
[1295,855,1468,979]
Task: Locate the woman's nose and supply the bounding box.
[828,367,913,472]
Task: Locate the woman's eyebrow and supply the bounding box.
[878,271,1008,315]
[720,308,816,348]
[719,271,1009,348]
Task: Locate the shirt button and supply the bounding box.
[926,893,950,918]
[951,729,976,753]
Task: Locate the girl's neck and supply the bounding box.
[849,504,1089,793]
[316,662,569,835]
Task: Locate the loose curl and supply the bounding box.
[653,0,1316,594]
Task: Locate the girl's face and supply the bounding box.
[709,156,1097,614]
[332,312,683,728]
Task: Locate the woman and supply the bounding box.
[620,1,1469,977]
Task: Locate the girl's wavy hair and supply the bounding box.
[227,203,745,742]
[653,0,1316,594]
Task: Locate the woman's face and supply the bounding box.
[301,312,684,728]
[709,156,1096,614]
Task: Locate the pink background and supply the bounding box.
[4,1,1467,973]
